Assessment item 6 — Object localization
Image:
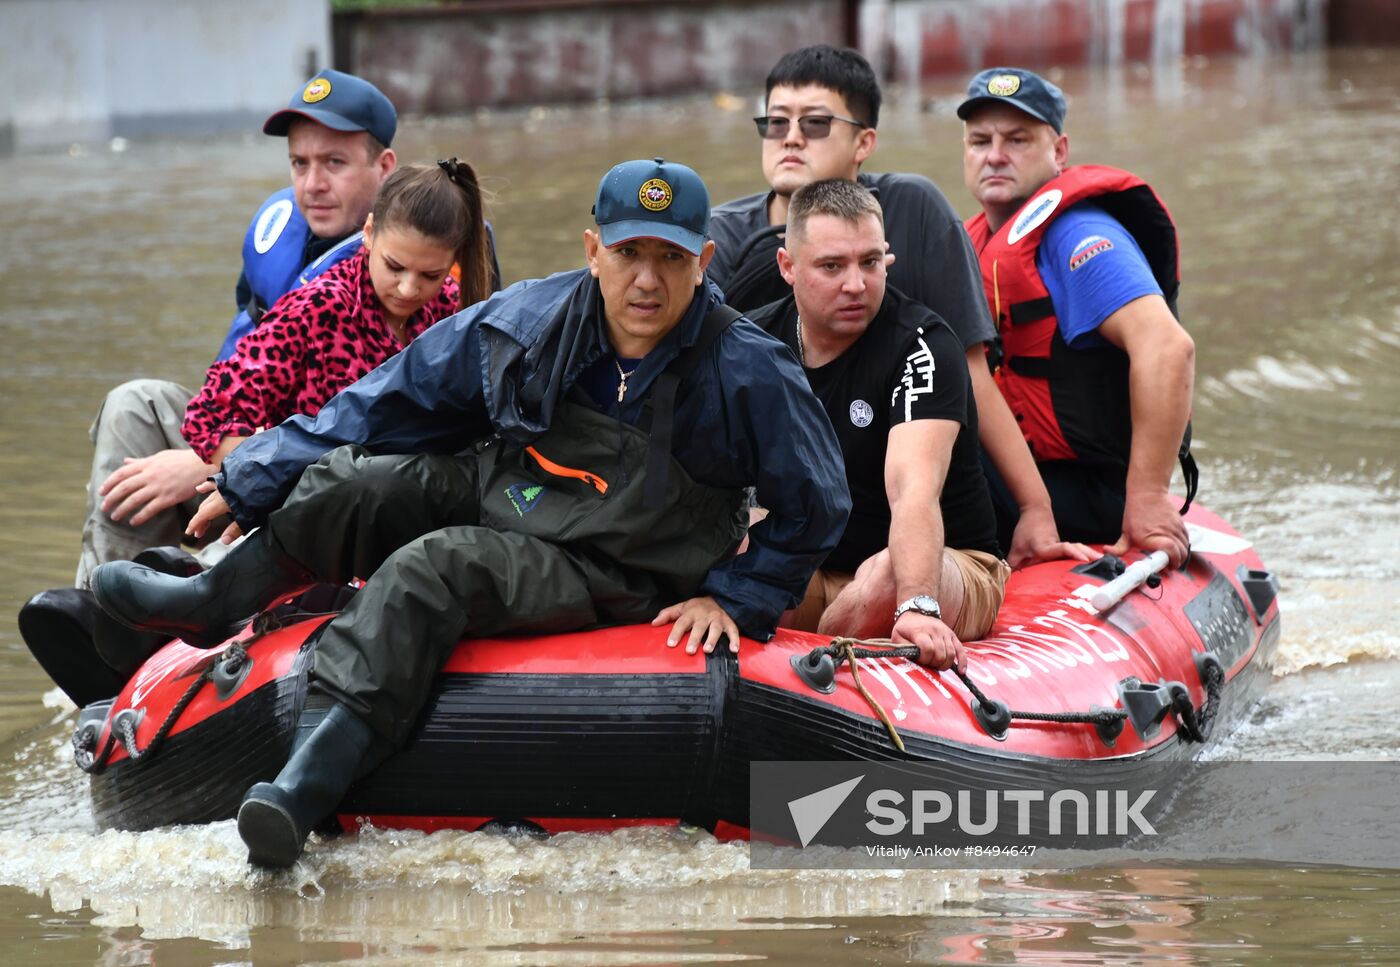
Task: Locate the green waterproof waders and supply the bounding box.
[264,400,746,745]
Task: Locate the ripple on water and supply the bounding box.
[0,709,989,948]
[2,46,1400,964]
[1204,473,1400,676]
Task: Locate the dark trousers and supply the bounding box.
[982,455,1126,551]
[264,401,745,746]
[266,447,607,744]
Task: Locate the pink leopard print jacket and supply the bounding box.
[182,249,460,461]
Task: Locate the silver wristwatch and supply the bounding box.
[894,594,941,621]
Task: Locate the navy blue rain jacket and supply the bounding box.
[217,268,850,639]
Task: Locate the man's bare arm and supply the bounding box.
[885,419,965,669]
[1097,293,1195,567]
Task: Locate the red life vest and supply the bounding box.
[964,165,1180,469]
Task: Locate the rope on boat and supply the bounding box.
[1170,656,1224,742]
[248,605,338,634]
[827,639,908,752]
[73,644,249,775]
[72,593,351,774]
[804,638,1222,746]
[71,595,344,774]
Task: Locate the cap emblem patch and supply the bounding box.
[987,74,1022,97]
[638,178,673,212]
[302,78,332,104]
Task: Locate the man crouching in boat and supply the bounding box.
[749,179,1009,671]
[89,158,851,869]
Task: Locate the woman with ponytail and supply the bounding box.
[179,159,495,468]
[33,161,496,705]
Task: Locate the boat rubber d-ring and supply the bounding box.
[1194,651,1223,687]
[1092,705,1125,747]
[972,698,1011,740]
[212,651,253,701]
[791,651,837,694]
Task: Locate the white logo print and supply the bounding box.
[253,198,295,254]
[1007,188,1062,244]
[849,399,874,427]
[896,336,936,422]
[128,646,192,709]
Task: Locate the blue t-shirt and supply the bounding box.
[1036,202,1162,349]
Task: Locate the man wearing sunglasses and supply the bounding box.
[709,45,1090,570]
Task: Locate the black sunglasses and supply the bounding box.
[753,114,866,140]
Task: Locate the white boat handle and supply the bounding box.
[1089,551,1171,612]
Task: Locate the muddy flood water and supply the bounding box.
[0,47,1397,965]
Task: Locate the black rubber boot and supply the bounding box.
[89,530,311,648]
[98,546,223,671]
[23,543,209,705]
[237,701,372,868]
[91,611,169,678]
[130,545,202,579]
[19,589,127,708]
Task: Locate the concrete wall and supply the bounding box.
[1329,0,1400,46]
[865,0,1329,86]
[0,0,331,152]
[9,0,1391,151]
[333,0,848,113]
[338,0,1338,115]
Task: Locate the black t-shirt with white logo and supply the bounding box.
[751,289,1000,573]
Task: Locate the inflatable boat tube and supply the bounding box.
[63,504,1279,838]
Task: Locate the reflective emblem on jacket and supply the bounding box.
[964,165,1180,467]
[217,187,363,360]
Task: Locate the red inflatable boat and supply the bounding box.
[69,504,1279,837]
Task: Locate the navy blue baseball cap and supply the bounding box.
[957,68,1067,133]
[264,69,397,147]
[593,158,710,256]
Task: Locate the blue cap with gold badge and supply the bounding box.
[593,158,710,256]
[263,69,397,147]
[957,67,1067,133]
